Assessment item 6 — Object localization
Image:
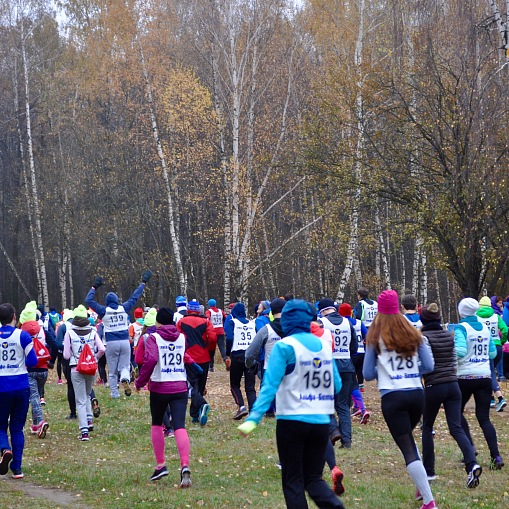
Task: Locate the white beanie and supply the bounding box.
[458,298,479,318]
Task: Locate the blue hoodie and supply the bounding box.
[255,306,271,333]
[85,283,146,341]
[225,303,250,357]
[246,299,341,425]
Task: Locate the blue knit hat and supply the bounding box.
[187,299,200,312]
[208,299,217,308]
[176,295,187,306]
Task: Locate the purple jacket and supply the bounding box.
[491,296,503,316]
[135,324,195,394]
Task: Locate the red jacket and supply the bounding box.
[177,312,217,363]
[205,307,226,335]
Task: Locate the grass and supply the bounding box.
[1,366,508,509]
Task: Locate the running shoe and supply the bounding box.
[339,442,352,449]
[164,429,175,438]
[360,411,370,424]
[233,406,248,421]
[331,466,345,496]
[104,382,110,388]
[180,466,192,488]
[209,367,214,373]
[40,398,46,405]
[199,404,210,426]
[265,412,276,419]
[11,469,24,479]
[427,474,437,481]
[57,379,63,385]
[225,358,231,371]
[92,397,101,418]
[79,432,89,441]
[359,384,364,393]
[490,455,504,470]
[490,399,496,408]
[191,418,199,424]
[95,379,104,385]
[38,421,49,439]
[420,502,438,509]
[467,464,482,488]
[496,399,507,412]
[330,428,342,446]
[121,379,132,397]
[88,420,94,432]
[30,424,38,435]
[275,462,282,470]
[66,414,77,420]
[130,370,136,383]
[415,489,423,501]
[151,465,168,481]
[351,407,361,417]
[0,449,13,475]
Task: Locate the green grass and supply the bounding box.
[1,368,508,509]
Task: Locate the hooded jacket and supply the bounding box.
[225,303,250,358]
[134,325,157,367]
[490,296,503,316]
[24,321,59,372]
[477,306,508,346]
[245,317,284,368]
[135,324,196,393]
[85,283,146,341]
[177,311,217,364]
[255,307,271,333]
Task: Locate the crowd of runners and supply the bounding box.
[0,271,507,509]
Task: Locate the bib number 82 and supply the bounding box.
[1,349,15,361]
[303,370,332,389]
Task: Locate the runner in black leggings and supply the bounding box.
[363,290,437,509]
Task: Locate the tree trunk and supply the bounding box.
[0,239,32,300]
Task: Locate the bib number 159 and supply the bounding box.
[303,370,331,389]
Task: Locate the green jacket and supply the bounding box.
[476,307,507,345]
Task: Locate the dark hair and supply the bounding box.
[401,294,417,310]
[358,287,369,300]
[0,303,16,325]
[284,293,294,301]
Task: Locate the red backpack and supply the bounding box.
[33,336,51,368]
[77,343,97,376]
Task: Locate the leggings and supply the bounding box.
[381,389,424,465]
[98,353,107,383]
[150,391,187,430]
[57,352,64,380]
[458,377,500,459]
[504,351,509,380]
[352,353,364,387]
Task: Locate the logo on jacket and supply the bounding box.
[243,326,249,331]
[313,358,322,368]
[334,329,342,335]
[1,342,7,349]
[477,336,483,343]
[169,344,176,351]
[80,338,86,344]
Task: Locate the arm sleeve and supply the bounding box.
[134,336,145,366]
[245,328,267,368]
[225,319,234,355]
[206,321,217,351]
[361,323,368,338]
[47,320,56,341]
[94,333,106,358]
[63,332,72,360]
[56,324,66,348]
[85,288,107,318]
[418,341,435,374]
[454,325,468,358]
[349,324,358,355]
[362,344,378,381]
[489,337,497,359]
[245,342,295,425]
[129,324,135,338]
[354,302,363,320]
[498,315,508,343]
[122,283,146,313]
[205,310,211,320]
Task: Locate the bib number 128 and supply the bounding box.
[388,355,414,372]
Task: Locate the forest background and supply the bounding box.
[2,0,509,323]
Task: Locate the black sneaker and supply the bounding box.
[0,449,13,475]
[329,428,342,446]
[151,465,169,481]
[490,455,504,470]
[265,412,276,418]
[92,398,101,418]
[66,414,77,420]
[121,379,132,397]
[11,469,23,479]
[233,407,248,420]
[180,466,192,488]
[467,464,482,488]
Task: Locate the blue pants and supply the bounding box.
[330,369,355,445]
[0,388,30,471]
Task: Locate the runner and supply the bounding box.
[363,290,437,509]
[401,294,422,330]
[135,307,203,486]
[86,271,151,398]
[205,299,228,371]
[0,303,37,479]
[225,302,257,420]
[455,298,504,471]
[353,287,378,328]
[255,301,271,332]
[173,296,187,324]
[63,307,106,441]
[420,303,482,488]
[238,299,344,509]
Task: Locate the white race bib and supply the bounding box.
[232,319,256,352]
[150,333,187,383]
[0,330,28,377]
[102,305,129,333]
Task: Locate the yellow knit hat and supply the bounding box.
[63,309,75,322]
[19,301,38,324]
[74,305,88,318]
[144,308,157,327]
[479,296,492,308]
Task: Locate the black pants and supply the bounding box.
[352,353,364,387]
[186,362,209,418]
[381,389,423,465]
[422,382,476,474]
[504,351,509,379]
[149,391,187,430]
[98,354,107,383]
[276,420,344,509]
[458,378,500,458]
[230,355,256,410]
[57,351,64,380]
[216,333,227,361]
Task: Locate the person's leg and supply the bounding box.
[8,388,30,472]
[324,439,336,471]
[57,352,63,380]
[335,371,353,446]
[472,378,500,459]
[230,356,246,409]
[163,406,172,430]
[504,350,509,380]
[105,342,120,398]
[150,392,169,467]
[442,382,478,472]
[352,354,364,388]
[244,365,257,411]
[118,340,132,383]
[276,419,309,509]
[85,375,95,425]
[185,365,206,419]
[490,359,501,393]
[216,334,227,361]
[208,349,215,371]
[37,372,48,401]
[28,373,43,426]
[98,354,107,383]
[422,385,442,477]
[458,379,475,446]
[169,393,190,467]
[63,360,77,417]
[0,391,14,453]
[197,361,209,396]
[71,372,89,433]
[303,423,345,508]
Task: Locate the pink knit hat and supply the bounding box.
[377,290,400,315]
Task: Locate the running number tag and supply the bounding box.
[1,342,16,362]
[333,330,349,354]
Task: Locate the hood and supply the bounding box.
[281,299,312,336]
[106,292,119,309]
[156,324,181,341]
[231,303,247,320]
[261,307,270,317]
[269,317,284,337]
[21,320,41,337]
[405,314,421,323]
[310,322,324,337]
[210,306,219,312]
[363,298,374,305]
[146,325,157,334]
[477,307,495,318]
[491,296,503,316]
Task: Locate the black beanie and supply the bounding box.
[156,307,174,326]
[270,298,286,315]
[318,298,335,312]
[421,303,441,325]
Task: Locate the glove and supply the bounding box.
[238,420,257,436]
[191,363,203,375]
[247,361,260,376]
[142,270,152,284]
[93,277,103,289]
[47,362,54,370]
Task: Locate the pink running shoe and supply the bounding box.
[421,501,438,509]
[38,421,49,439]
[360,411,370,424]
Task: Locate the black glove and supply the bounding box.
[247,361,260,376]
[47,362,54,370]
[142,270,152,284]
[93,277,103,289]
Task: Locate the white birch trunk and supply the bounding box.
[138,42,187,295]
[57,250,67,309]
[421,248,427,304]
[375,209,390,289]
[400,247,406,293]
[412,234,422,297]
[21,20,49,308]
[0,239,32,300]
[434,268,443,320]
